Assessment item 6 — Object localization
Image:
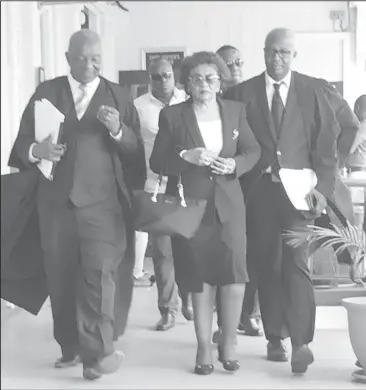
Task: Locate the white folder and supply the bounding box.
[279,168,318,211]
[34,99,65,180]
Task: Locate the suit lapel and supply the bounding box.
[182,100,206,147]
[217,98,233,157]
[55,77,77,120]
[257,73,277,142]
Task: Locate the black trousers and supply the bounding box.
[246,175,315,346]
[39,195,126,363]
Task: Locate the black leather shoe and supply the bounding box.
[267,340,288,362]
[218,346,240,372]
[194,364,214,375]
[182,304,194,321]
[291,345,314,374]
[156,312,175,331]
[54,354,81,368]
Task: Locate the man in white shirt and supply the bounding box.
[7,30,146,380]
[134,58,192,331]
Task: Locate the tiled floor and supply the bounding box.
[1,260,364,389]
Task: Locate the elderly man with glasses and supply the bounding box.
[133,58,193,331]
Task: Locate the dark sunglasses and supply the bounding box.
[226,59,244,68]
[150,72,173,82]
[189,74,220,86]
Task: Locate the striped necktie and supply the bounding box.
[75,84,88,120]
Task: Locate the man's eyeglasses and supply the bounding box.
[264,48,292,58]
[189,74,220,86]
[226,59,244,68]
[150,72,173,82]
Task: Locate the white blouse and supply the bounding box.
[197,119,223,154]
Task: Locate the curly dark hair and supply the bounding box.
[179,51,231,94]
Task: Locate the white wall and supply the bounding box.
[117,1,365,106]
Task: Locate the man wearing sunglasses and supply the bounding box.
[216,45,245,92]
[224,28,340,375]
[134,58,192,332]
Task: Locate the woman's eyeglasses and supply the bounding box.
[226,59,244,68]
[189,74,220,86]
[150,72,173,82]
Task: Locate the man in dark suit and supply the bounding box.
[6,29,146,380]
[224,28,339,374]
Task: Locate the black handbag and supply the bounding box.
[132,175,207,239]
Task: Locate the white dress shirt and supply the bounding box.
[134,88,187,192]
[265,70,292,111]
[197,120,223,154]
[29,74,122,162]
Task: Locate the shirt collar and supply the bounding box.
[67,73,100,91]
[265,70,292,89]
[148,87,182,105]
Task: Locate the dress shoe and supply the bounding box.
[194,364,214,375]
[156,312,175,331]
[291,345,314,374]
[238,315,263,336]
[95,350,124,375]
[217,346,240,372]
[54,354,81,368]
[181,304,194,321]
[267,340,288,362]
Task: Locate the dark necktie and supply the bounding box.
[271,83,284,138]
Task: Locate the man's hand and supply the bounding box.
[181,148,218,167]
[97,105,121,136]
[210,157,236,175]
[32,135,66,162]
[305,188,327,214]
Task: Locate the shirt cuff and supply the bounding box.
[179,149,187,159]
[110,124,123,141]
[29,143,40,163]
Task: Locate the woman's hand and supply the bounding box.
[181,147,217,167]
[210,157,236,175]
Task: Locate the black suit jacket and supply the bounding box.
[2,76,146,325]
[224,71,339,200]
[149,97,260,223]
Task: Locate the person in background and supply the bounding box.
[224,28,339,374]
[215,45,263,340]
[134,58,193,331]
[150,51,260,375]
[216,45,244,91]
[7,30,146,380]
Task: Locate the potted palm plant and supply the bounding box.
[284,218,366,382]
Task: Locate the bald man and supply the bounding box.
[225,28,339,374]
[7,30,146,380]
[133,58,192,331]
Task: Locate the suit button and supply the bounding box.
[209,176,213,180]
[277,151,282,156]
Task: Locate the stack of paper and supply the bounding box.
[279,168,318,211]
[34,99,65,180]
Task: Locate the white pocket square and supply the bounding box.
[232,129,239,140]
